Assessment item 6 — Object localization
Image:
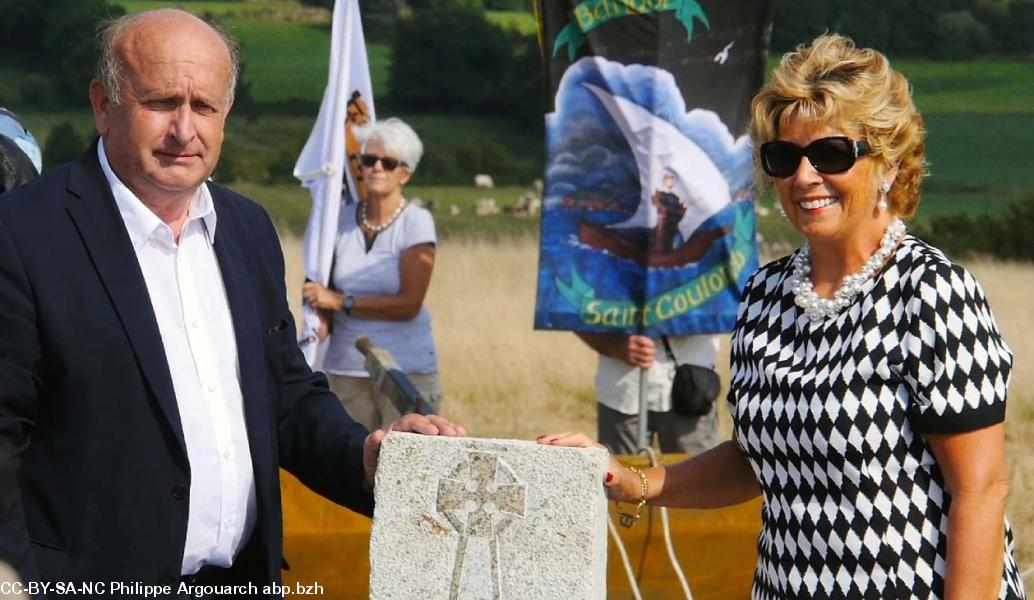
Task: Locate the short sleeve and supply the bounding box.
[400,206,436,251]
[726,258,784,413]
[901,260,1012,434]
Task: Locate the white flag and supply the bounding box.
[294,0,375,368]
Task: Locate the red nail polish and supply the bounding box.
[605,472,614,483]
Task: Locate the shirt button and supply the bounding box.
[207,384,216,393]
[190,321,199,330]
[171,484,187,499]
[222,449,231,460]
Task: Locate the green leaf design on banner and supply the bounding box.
[732,206,755,247]
[674,0,710,41]
[552,0,710,59]
[553,23,588,61]
[556,267,596,309]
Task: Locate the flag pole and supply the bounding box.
[637,367,649,452]
[294,0,375,368]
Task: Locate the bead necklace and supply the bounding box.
[789,218,907,321]
[360,199,406,233]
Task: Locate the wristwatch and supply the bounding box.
[343,294,356,315]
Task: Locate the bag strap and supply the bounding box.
[660,336,678,363]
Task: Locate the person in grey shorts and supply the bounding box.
[576,333,720,455]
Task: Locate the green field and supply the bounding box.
[224,19,336,106]
[899,60,1034,115]
[919,113,1034,221]
[485,10,538,35]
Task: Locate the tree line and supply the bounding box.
[771,0,1034,60]
[0,0,125,101]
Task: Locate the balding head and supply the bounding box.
[96,9,239,108]
[88,7,238,210]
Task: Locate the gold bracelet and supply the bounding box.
[617,466,649,528]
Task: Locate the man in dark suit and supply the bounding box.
[0,9,463,596]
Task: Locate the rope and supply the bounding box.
[635,499,653,580]
[608,448,695,600]
[607,512,644,600]
[645,448,694,600]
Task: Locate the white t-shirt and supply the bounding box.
[596,334,720,415]
[322,202,439,376]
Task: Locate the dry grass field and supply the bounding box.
[282,234,1034,577]
[970,261,1034,574]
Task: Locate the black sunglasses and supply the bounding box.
[359,153,407,171]
[760,136,870,178]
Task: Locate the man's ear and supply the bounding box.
[89,80,112,136]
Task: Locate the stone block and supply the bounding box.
[369,432,609,600]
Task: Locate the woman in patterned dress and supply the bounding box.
[541,34,1025,599]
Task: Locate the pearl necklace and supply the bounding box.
[789,218,907,321]
[361,199,406,233]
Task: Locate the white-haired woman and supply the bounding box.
[302,117,442,431]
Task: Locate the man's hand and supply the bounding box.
[575,333,656,369]
[620,335,655,369]
[362,414,467,488]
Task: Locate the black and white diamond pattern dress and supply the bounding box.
[728,235,1025,599]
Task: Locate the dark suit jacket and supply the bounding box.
[0,147,373,593]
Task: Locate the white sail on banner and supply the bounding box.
[582,83,731,242]
[294,0,375,367]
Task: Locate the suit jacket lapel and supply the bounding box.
[63,149,188,460]
[209,190,274,483]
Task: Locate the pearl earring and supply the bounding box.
[878,181,891,211]
[778,205,787,218]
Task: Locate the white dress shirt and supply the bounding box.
[98,141,257,575]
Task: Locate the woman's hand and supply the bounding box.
[302,282,345,312]
[536,432,642,502]
[538,436,763,510]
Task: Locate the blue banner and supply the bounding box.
[534,1,774,335]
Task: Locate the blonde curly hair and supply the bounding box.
[750,34,927,219]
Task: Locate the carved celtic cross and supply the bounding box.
[437,452,527,599]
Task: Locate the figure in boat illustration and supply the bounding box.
[577,83,732,269]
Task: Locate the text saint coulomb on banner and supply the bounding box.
[533,0,775,336]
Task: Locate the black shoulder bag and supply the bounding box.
[661,336,721,417]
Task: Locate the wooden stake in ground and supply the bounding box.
[355,336,427,416]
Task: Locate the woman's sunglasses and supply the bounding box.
[359,154,407,171]
[759,136,870,178]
